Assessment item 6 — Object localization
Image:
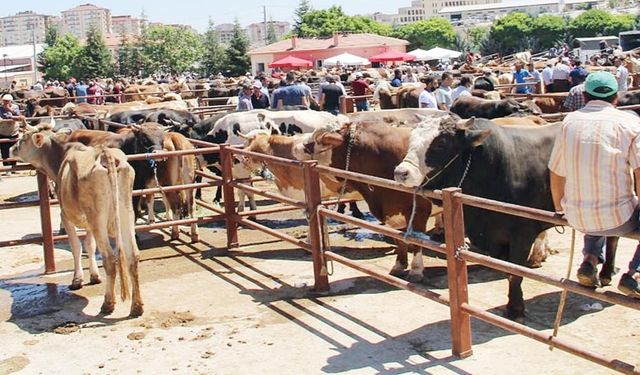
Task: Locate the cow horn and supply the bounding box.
[131,123,141,130]
[457,117,475,130]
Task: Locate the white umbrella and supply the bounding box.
[423,47,462,61]
[407,48,432,61]
[323,52,370,66]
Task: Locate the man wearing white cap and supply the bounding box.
[552,58,571,92]
[0,94,25,169]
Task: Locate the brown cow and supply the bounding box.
[11,126,143,317]
[492,116,548,126]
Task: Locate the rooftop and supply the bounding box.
[249,33,409,55]
[0,44,45,58]
[62,3,109,13]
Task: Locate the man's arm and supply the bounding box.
[550,170,566,212]
[318,93,325,109]
[301,95,309,108]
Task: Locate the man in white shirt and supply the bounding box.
[418,76,438,109]
[614,57,629,92]
[450,75,472,103]
[402,69,419,83]
[542,63,554,93]
[552,58,571,92]
[435,72,453,110]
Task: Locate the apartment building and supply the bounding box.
[112,15,141,36]
[61,3,111,39]
[0,11,57,46]
[246,21,290,47]
[368,0,502,25]
[215,23,236,44]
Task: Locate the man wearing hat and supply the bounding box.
[0,94,25,169]
[549,71,640,298]
[552,58,571,92]
[250,80,270,109]
[351,72,371,112]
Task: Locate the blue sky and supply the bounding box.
[4,1,400,32]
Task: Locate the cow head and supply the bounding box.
[10,125,67,177]
[130,123,166,155]
[303,124,346,156]
[236,129,279,175]
[394,116,490,187]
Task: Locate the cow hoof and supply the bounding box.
[389,268,407,278]
[407,273,424,283]
[351,211,365,220]
[505,306,525,323]
[129,304,144,318]
[69,280,83,290]
[89,275,102,285]
[100,302,115,315]
[248,216,257,222]
[190,235,200,243]
[526,259,543,269]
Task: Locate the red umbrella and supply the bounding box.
[268,55,313,68]
[368,51,416,63]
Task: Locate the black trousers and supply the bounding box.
[0,134,17,167]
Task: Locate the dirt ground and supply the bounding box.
[0,172,638,375]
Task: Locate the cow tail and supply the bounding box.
[104,150,131,302]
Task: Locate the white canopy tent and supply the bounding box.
[409,47,462,61]
[323,52,370,66]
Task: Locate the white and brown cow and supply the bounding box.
[11,126,143,317]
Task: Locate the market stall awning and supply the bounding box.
[368,51,415,63]
[268,55,313,68]
[323,52,370,66]
[407,48,432,61]
[422,47,462,61]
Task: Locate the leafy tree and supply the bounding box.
[117,31,142,77]
[139,24,203,75]
[467,26,489,50]
[293,0,313,36]
[77,26,113,80]
[201,18,227,77]
[568,9,634,38]
[225,19,251,76]
[297,6,390,38]
[44,25,58,46]
[486,12,533,54]
[393,18,456,50]
[39,34,82,81]
[531,15,566,49]
[267,18,278,44]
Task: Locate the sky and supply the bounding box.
[4,1,401,32]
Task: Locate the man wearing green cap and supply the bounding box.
[549,71,640,298]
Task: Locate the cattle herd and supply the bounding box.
[4,66,640,324]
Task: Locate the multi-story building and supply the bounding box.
[367,0,502,25]
[0,11,57,47]
[61,3,111,39]
[215,23,236,44]
[112,15,141,36]
[439,0,605,23]
[246,21,290,47]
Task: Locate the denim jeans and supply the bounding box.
[355,101,369,112]
[583,207,640,272]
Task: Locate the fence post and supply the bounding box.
[442,187,473,358]
[302,161,329,292]
[220,144,238,250]
[37,172,55,274]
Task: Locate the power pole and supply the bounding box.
[263,5,267,45]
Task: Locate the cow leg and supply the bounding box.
[64,218,85,290]
[94,231,117,315]
[407,246,424,283]
[146,194,156,224]
[213,185,222,206]
[337,203,346,214]
[120,209,143,317]
[527,231,549,268]
[349,202,365,220]
[506,275,525,323]
[83,233,101,285]
[194,175,203,200]
[390,239,409,277]
[161,195,179,240]
[599,237,619,286]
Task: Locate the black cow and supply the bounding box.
[109,109,156,125]
[406,117,561,321]
[473,76,495,92]
[450,95,540,119]
[144,109,199,130]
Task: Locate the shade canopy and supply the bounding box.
[420,47,462,61]
[407,48,432,61]
[323,52,370,66]
[368,51,415,63]
[268,55,313,68]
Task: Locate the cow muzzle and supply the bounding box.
[393,163,423,187]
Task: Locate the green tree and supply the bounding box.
[568,9,634,38]
[201,18,227,77]
[293,0,313,36]
[44,25,58,46]
[467,25,489,50]
[267,18,278,44]
[139,24,203,75]
[298,6,391,38]
[117,31,142,77]
[77,26,113,80]
[531,15,566,49]
[393,18,456,50]
[224,19,251,76]
[39,34,82,81]
[486,12,533,54]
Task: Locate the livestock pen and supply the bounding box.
[1,115,639,373]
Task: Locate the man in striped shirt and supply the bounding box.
[549,71,640,298]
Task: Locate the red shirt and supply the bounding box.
[86,85,97,104]
[351,79,369,102]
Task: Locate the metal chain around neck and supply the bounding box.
[337,123,356,205]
